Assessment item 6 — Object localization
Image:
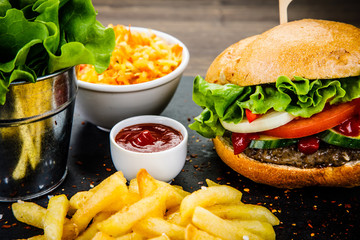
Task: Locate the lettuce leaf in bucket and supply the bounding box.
[0,0,115,104]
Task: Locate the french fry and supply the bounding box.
[137,169,188,209]
[137,169,189,199]
[17,121,36,169]
[180,185,242,225]
[97,188,167,237]
[148,234,171,240]
[137,169,158,198]
[89,171,126,194]
[11,88,46,180]
[71,171,128,232]
[115,232,145,240]
[31,121,43,169]
[171,185,184,190]
[185,224,222,240]
[11,170,280,240]
[165,208,182,225]
[229,220,275,240]
[12,201,78,239]
[27,122,43,170]
[12,146,29,180]
[74,212,112,240]
[71,187,140,215]
[205,179,220,187]
[207,204,280,226]
[155,182,189,209]
[62,219,79,240]
[44,194,70,240]
[12,202,46,229]
[132,217,185,240]
[129,178,139,194]
[192,207,263,240]
[92,232,115,240]
[70,191,94,211]
[104,191,141,213]
[169,185,190,198]
[27,235,45,240]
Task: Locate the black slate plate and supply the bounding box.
[0,76,359,240]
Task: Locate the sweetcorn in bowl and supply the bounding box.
[75,26,190,131]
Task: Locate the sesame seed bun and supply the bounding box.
[206,19,360,86]
[206,19,360,188]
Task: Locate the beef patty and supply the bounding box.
[222,135,360,168]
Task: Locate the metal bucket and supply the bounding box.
[0,67,77,201]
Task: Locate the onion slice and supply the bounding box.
[220,111,295,133]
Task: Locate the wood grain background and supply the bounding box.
[93,0,360,77]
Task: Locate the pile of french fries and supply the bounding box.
[12,169,279,240]
[4,80,53,180]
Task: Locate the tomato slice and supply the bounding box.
[245,109,262,123]
[263,98,360,138]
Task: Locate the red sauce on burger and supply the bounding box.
[334,115,360,137]
[115,123,183,153]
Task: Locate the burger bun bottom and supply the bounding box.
[213,136,360,188]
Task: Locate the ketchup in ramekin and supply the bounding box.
[115,123,183,153]
[110,116,188,181]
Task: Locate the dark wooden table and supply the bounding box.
[93,0,360,77]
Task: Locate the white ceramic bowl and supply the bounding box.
[75,27,190,131]
[109,115,188,182]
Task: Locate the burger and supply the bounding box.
[189,19,360,188]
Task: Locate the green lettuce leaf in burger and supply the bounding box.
[189,19,360,188]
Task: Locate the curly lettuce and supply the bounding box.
[189,75,360,138]
[0,0,115,104]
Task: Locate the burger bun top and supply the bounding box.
[206,19,360,86]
